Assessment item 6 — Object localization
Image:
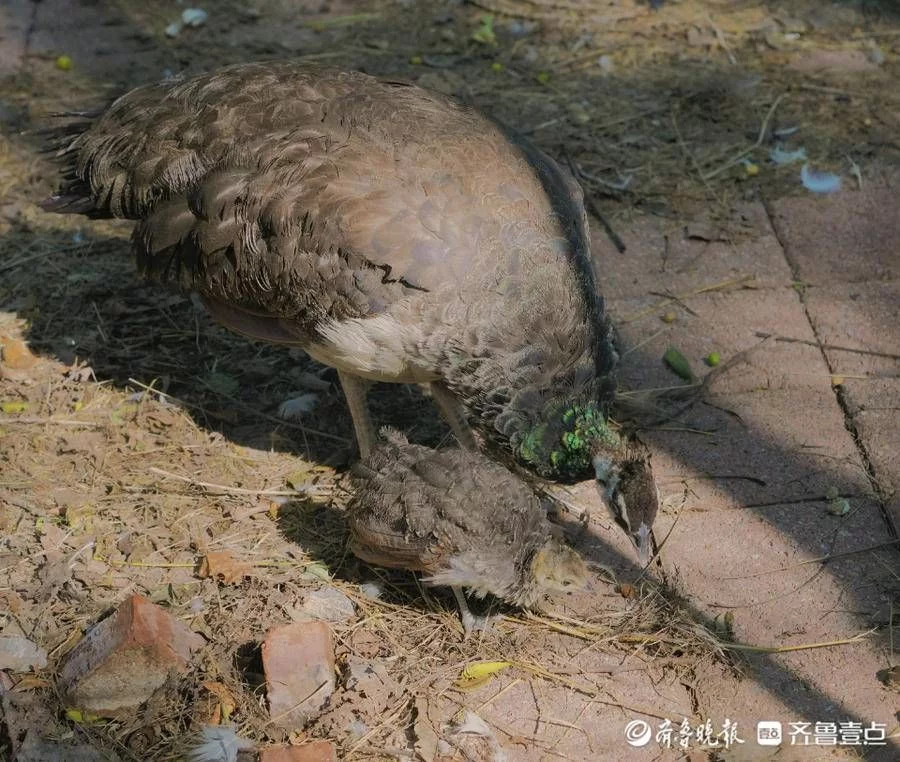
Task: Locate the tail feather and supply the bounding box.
[37,110,108,216]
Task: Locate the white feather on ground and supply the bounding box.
[445,710,509,762]
[187,726,255,762]
[276,393,320,421]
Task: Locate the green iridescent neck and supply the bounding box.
[515,400,621,481]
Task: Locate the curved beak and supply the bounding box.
[634,523,652,566]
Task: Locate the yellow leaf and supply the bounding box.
[1,401,27,414]
[65,708,103,724]
[455,660,511,690]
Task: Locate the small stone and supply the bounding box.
[294,587,355,623]
[506,20,537,38]
[263,621,336,730]
[789,49,879,75]
[16,730,119,762]
[0,636,47,671]
[259,742,337,762]
[58,594,205,717]
[181,8,208,27]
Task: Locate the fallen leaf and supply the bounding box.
[1,401,27,414]
[301,560,332,582]
[201,681,237,724]
[65,708,103,724]
[471,14,496,45]
[877,665,899,692]
[204,371,240,397]
[12,676,51,691]
[197,552,252,584]
[413,696,440,762]
[617,583,638,599]
[0,336,38,369]
[663,346,695,382]
[455,660,511,690]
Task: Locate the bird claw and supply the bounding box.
[452,586,492,639]
[460,610,493,640]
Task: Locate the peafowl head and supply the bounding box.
[515,400,658,566]
[530,539,589,595]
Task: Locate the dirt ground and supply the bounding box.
[0,1,898,760]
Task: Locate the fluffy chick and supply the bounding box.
[347,429,588,633]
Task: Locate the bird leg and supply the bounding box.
[337,370,376,460]
[451,586,490,639]
[429,381,477,450]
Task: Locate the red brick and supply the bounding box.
[262,621,335,730]
[58,593,205,717]
[259,741,338,762]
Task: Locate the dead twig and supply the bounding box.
[620,274,756,323]
[753,332,900,361]
[148,467,326,497]
[701,94,786,180]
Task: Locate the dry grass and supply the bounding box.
[2,0,899,758]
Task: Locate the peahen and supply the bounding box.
[348,429,589,633]
[41,61,659,563]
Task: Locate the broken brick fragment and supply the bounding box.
[259,741,338,762]
[58,593,205,717]
[262,621,335,730]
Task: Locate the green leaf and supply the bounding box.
[663,346,695,381]
[472,14,496,45]
[204,371,240,397]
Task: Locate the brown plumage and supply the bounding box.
[348,429,588,630]
[41,61,658,562]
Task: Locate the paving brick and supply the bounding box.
[610,286,829,396]
[801,281,900,531]
[853,406,900,534]
[640,387,871,506]
[0,0,33,80]
[803,281,900,377]
[28,25,165,89]
[58,593,205,717]
[767,171,900,284]
[263,621,336,731]
[592,202,793,301]
[259,742,338,762]
[32,0,125,31]
[641,387,897,747]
